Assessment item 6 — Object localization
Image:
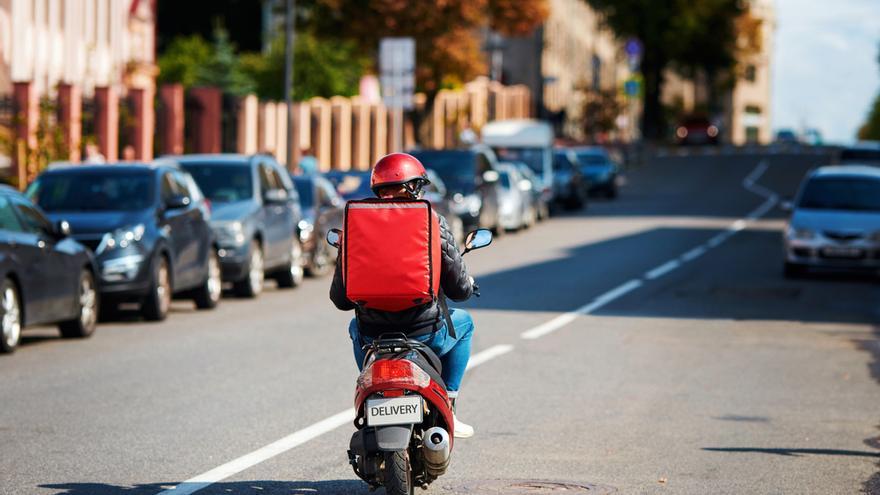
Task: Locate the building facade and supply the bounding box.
[500,0,627,141]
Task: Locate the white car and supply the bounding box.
[783,165,880,277]
[495,163,536,231]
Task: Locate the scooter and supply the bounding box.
[326,228,492,495]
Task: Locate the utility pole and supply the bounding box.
[284,0,296,170]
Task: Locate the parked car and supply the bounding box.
[552,149,589,210]
[571,146,619,199]
[482,119,555,215]
[324,170,374,201]
[675,115,720,146]
[839,142,880,165]
[775,129,800,144]
[782,165,880,277]
[0,187,98,353]
[177,154,304,297]
[27,162,221,321]
[514,162,551,221]
[423,169,466,245]
[408,146,502,234]
[291,174,344,276]
[496,163,536,231]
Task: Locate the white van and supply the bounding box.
[482,120,555,208]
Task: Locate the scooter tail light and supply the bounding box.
[358,359,431,389]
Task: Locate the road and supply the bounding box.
[2,150,879,495]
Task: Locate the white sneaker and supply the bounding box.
[453,414,474,438]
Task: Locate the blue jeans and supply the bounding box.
[348,308,474,392]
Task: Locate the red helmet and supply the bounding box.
[370,153,430,195]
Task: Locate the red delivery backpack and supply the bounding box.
[343,199,441,312]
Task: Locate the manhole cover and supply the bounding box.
[443,479,617,494]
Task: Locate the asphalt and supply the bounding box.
[1,149,879,495]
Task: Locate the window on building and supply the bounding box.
[744,64,756,83]
[745,105,762,115]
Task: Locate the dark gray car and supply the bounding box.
[177,154,304,297]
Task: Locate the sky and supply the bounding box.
[772,0,880,143]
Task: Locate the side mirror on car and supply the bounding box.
[165,194,191,210]
[264,188,289,204]
[54,220,71,238]
[779,199,793,213]
[326,228,342,248]
[463,228,492,254]
[482,170,500,184]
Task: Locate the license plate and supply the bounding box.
[821,247,863,259]
[366,396,423,426]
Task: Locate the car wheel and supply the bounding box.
[276,239,305,288]
[59,269,98,338]
[193,249,222,309]
[0,279,21,353]
[305,239,332,277]
[142,256,171,321]
[234,241,264,297]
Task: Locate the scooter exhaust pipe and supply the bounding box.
[422,427,451,476]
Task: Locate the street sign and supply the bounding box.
[624,77,642,97]
[625,38,643,57]
[379,37,416,110]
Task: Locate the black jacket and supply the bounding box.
[330,213,473,337]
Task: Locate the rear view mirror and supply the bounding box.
[264,188,289,204]
[326,228,342,248]
[165,194,191,210]
[55,220,71,238]
[463,229,492,254]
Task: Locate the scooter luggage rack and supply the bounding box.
[369,333,430,355]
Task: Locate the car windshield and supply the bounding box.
[293,178,313,207]
[840,148,880,162]
[409,151,476,194]
[325,172,373,200]
[554,152,575,172]
[575,152,609,165]
[29,171,153,211]
[493,147,544,175]
[798,177,880,212]
[181,163,253,202]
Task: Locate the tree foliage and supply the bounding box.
[583,0,744,140]
[858,43,880,141]
[157,26,254,95]
[300,0,548,93]
[240,33,368,101]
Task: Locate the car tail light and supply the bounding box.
[204,199,212,214]
[676,127,688,139]
[707,125,719,137]
[358,359,430,389]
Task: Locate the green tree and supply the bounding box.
[858,43,880,140]
[583,0,744,140]
[239,32,368,101]
[157,35,213,87]
[157,25,254,95]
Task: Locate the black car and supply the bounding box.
[571,146,619,199]
[552,149,589,210]
[408,146,502,234]
[27,162,221,321]
[292,175,344,276]
[0,187,98,353]
[324,169,465,246]
[177,154,304,297]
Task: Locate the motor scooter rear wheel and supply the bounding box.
[383,449,413,495]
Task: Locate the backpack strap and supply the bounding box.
[438,290,456,339]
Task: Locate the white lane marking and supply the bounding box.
[681,245,707,262]
[157,408,356,495]
[521,279,643,340]
[645,259,681,280]
[467,344,515,370]
[158,344,516,495]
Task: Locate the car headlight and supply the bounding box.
[97,224,145,254]
[451,194,481,216]
[101,254,145,281]
[786,225,815,240]
[298,219,314,242]
[214,221,246,246]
